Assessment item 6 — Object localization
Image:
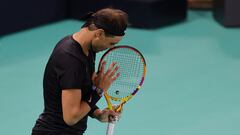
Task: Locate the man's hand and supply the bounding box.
[92,61,120,92]
[94,107,122,123]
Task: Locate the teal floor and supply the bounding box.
[0,11,240,135]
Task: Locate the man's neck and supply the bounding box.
[72,29,92,56]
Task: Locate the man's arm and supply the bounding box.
[61,62,120,125]
[62,89,91,126]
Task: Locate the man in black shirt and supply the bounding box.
[32,8,128,135]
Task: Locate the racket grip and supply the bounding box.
[106,123,115,135]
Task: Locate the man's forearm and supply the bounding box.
[64,101,91,126]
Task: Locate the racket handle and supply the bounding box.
[106,122,115,135]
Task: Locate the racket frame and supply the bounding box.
[98,45,146,111]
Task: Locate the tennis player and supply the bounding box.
[32,8,128,135]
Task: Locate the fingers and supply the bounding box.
[108,110,120,122]
[106,62,120,80]
[108,110,119,118]
[101,61,120,80]
[109,116,119,122]
[105,62,117,75]
[99,61,106,75]
[111,72,120,81]
[102,107,121,122]
[96,61,120,91]
[92,72,97,81]
[109,65,119,77]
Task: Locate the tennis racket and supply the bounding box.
[98,45,146,135]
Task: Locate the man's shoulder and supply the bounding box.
[51,35,86,63]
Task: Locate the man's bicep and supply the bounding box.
[62,89,84,125]
[62,89,82,108]
[62,89,82,120]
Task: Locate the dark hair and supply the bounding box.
[81,8,128,37]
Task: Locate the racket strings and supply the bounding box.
[102,48,145,99]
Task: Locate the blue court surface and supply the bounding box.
[0,11,240,135]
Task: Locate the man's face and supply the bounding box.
[91,30,123,52]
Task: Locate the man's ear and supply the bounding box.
[95,29,105,38]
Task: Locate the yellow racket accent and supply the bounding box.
[104,91,134,112]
